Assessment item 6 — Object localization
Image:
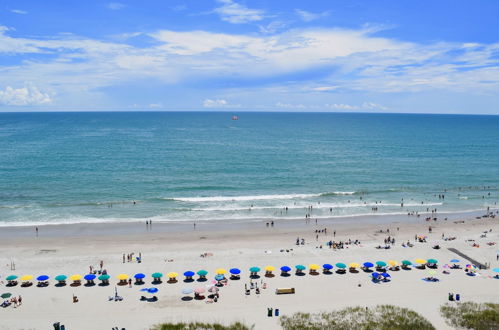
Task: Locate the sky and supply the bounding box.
[0,0,499,114]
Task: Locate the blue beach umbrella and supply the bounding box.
[280,266,291,272]
[323,264,333,270]
[381,272,391,278]
[134,273,146,279]
[363,262,374,268]
[182,288,194,295]
[214,274,224,281]
[229,268,241,275]
[450,259,460,263]
[372,272,380,278]
[148,287,159,294]
[183,271,195,277]
[84,274,96,281]
[37,275,49,281]
[493,268,499,273]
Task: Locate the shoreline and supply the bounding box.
[0,208,494,241]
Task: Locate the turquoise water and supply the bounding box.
[0,112,497,226]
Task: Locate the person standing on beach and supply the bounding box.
[122,254,125,263]
[35,227,38,237]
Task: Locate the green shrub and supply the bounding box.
[440,302,499,329]
[150,321,250,330]
[280,305,435,330]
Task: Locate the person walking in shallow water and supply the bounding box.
[35,227,38,237]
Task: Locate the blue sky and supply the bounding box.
[1,0,498,114]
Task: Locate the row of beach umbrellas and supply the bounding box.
[7,259,490,286]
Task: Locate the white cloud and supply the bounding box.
[276,102,307,109]
[295,9,330,22]
[203,99,240,108]
[106,2,125,10]
[327,102,388,111]
[149,103,163,108]
[10,9,28,15]
[214,0,264,24]
[0,84,52,106]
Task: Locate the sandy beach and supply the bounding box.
[1,210,498,330]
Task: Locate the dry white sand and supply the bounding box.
[1,211,498,330]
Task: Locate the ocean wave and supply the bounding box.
[170,193,320,202]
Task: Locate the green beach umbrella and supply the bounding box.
[98,274,110,281]
[427,259,438,264]
[376,261,387,267]
[1,293,12,299]
[55,275,67,281]
[335,263,347,269]
[402,260,412,266]
[249,267,261,273]
[295,265,306,271]
[6,275,17,281]
[196,270,207,276]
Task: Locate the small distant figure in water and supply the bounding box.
[193,223,196,230]
[35,227,38,237]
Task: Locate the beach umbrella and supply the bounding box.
[1,293,12,299]
[363,262,374,268]
[182,288,193,295]
[194,288,205,294]
[493,268,499,273]
[265,266,276,272]
[98,274,110,281]
[415,259,427,264]
[196,270,208,276]
[148,287,159,294]
[335,263,347,269]
[117,274,129,280]
[280,266,292,272]
[229,268,241,275]
[215,268,227,275]
[249,267,261,273]
[167,272,178,279]
[376,261,387,267]
[6,275,17,281]
[372,272,379,278]
[309,264,320,270]
[295,265,306,271]
[37,275,49,281]
[152,272,163,278]
[450,259,460,263]
[70,274,82,281]
[84,274,96,281]
[402,260,412,266]
[381,272,391,278]
[427,259,438,264]
[214,274,224,281]
[134,273,146,279]
[183,271,195,277]
[323,264,333,270]
[55,275,67,282]
[20,275,33,281]
[348,263,360,269]
[388,260,398,267]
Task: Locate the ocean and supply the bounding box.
[0,112,497,226]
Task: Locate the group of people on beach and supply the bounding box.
[1,295,22,308]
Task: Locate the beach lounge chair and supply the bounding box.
[275,288,295,295]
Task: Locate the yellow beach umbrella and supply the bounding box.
[309,264,320,270]
[20,275,33,281]
[70,274,82,281]
[348,263,360,269]
[215,268,227,275]
[116,274,129,280]
[167,272,178,278]
[265,266,276,272]
[415,259,427,264]
[388,260,399,266]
